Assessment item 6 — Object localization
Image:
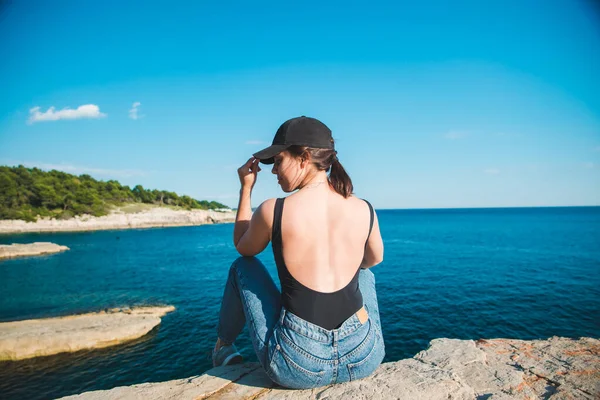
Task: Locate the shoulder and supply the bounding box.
[258,198,278,213]
[253,198,278,226]
[347,195,376,221]
[348,194,371,208]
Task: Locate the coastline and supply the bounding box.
[0,207,236,234]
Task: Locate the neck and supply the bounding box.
[298,171,329,190]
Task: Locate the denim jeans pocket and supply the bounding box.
[267,340,325,389]
[346,327,385,381]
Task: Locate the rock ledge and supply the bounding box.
[0,306,175,361]
[0,242,69,260]
[61,336,599,399]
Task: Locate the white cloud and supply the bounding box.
[484,168,500,174]
[28,104,106,124]
[594,146,600,152]
[129,102,143,120]
[584,162,595,169]
[245,140,266,145]
[7,161,146,178]
[444,131,467,140]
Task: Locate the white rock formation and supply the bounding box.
[0,242,69,260]
[0,306,175,361]
[60,336,599,399]
[0,208,235,233]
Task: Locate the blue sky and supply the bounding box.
[1,1,599,209]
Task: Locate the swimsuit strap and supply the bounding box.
[272,197,285,244]
[363,199,374,244]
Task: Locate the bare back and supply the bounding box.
[278,187,373,293]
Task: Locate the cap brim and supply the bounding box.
[253,144,288,164]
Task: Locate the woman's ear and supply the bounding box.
[300,151,311,169]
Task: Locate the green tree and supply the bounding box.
[0,166,230,221]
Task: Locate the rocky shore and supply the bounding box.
[0,208,236,234]
[62,336,599,400]
[0,306,175,361]
[0,242,69,260]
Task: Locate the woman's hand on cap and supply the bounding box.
[238,157,261,190]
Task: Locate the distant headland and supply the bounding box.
[0,165,235,233]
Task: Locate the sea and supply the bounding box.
[1,206,599,400]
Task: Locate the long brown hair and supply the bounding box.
[287,144,354,198]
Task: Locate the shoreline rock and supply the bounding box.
[60,336,599,400]
[0,242,69,260]
[0,306,175,361]
[0,208,236,234]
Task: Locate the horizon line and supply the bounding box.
[374,205,600,210]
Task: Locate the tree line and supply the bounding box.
[0,165,229,222]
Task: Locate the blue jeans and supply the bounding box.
[217,256,385,389]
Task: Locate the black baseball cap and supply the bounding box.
[253,116,334,164]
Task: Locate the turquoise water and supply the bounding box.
[1,206,599,399]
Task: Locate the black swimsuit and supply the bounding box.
[272,198,374,330]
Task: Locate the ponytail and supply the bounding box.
[328,157,353,198]
[287,145,354,198]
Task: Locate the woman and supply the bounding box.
[213,116,385,389]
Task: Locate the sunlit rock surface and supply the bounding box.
[0,242,69,260]
[0,306,175,361]
[0,208,235,233]
[61,336,599,399]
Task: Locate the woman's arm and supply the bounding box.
[233,186,253,247]
[235,198,274,256]
[233,157,273,256]
[360,210,384,269]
